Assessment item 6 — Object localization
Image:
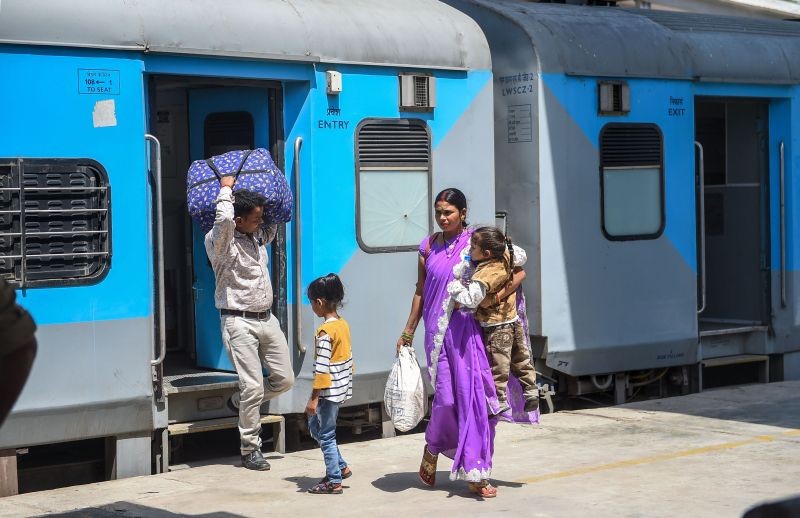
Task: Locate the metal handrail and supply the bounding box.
[0,230,108,237]
[0,208,109,214]
[0,187,108,192]
[695,141,707,314]
[293,136,307,354]
[146,134,167,367]
[1,252,110,259]
[17,160,26,289]
[496,211,508,236]
[780,141,786,308]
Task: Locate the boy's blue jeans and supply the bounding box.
[308,398,348,484]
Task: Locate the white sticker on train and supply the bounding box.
[92,99,117,128]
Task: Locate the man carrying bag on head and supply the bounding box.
[205,174,294,471]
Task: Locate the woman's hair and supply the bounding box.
[307,273,345,309]
[472,226,515,267]
[435,188,468,228]
[232,189,267,219]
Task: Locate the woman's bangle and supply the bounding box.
[400,331,414,344]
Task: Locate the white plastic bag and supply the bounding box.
[384,346,425,432]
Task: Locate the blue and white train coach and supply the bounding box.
[449,0,800,401]
[0,0,494,487]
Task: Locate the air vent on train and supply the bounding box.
[399,74,436,111]
[598,81,630,115]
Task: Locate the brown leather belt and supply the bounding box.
[221,308,271,320]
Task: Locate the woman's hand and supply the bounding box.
[396,330,413,353]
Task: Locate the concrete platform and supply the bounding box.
[1,381,799,517]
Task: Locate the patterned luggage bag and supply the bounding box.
[186,148,293,234]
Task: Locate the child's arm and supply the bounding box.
[306,388,321,416]
[447,279,487,309]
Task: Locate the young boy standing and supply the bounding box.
[305,273,353,495]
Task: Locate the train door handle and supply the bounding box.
[146,134,167,367]
[293,136,307,355]
[695,141,707,315]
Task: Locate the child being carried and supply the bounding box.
[447,226,539,415]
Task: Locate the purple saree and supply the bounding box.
[420,231,539,483]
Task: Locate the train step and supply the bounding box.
[699,322,768,360]
[162,415,286,472]
[163,370,239,395]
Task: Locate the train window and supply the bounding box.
[0,159,111,287]
[355,119,431,253]
[599,124,664,240]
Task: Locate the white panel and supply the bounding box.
[400,75,416,107]
[602,166,662,236]
[359,170,429,248]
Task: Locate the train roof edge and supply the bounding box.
[456,0,800,83]
[0,0,491,71]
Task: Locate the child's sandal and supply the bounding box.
[468,481,497,499]
[308,481,343,495]
[418,445,438,487]
[320,467,352,484]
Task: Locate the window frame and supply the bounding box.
[354,118,432,254]
[599,123,665,241]
[0,158,112,288]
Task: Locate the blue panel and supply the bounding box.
[144,55,313,82]
[283,81,314,306]
[542,74,698,272]
[298,67,492,285]
[187,87,270,371]
[0,50,149,325]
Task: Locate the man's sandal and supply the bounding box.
[468,481,497,499]
[307,481,343,495]
[320,467,352,484]
[418,445,438,487]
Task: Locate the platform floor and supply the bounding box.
[2,381,799,517]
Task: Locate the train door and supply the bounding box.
[187,87,274,371]
[148,78,285,380]
[695,98,770,360]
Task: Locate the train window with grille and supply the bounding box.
[355,119,431,252]
[599,124,664,240]
[0,159,111,287]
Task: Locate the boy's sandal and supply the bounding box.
[419,445,438,487]
[308,481,343,495]
[468,481,497,499]
[320,467,352,484]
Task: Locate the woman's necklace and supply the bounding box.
[442,230,464,258]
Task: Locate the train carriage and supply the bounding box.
[0,0,494,488]
[448,0,800,399]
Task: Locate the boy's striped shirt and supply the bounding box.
[313,317,353,403]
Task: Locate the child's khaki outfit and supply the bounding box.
[449,249,539,413]
[472,256,539,410]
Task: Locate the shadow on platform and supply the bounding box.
[32,502,243,518]
[622,382,800,431]
[370,471,523,499]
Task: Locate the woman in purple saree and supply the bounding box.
[396,188,539,499]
